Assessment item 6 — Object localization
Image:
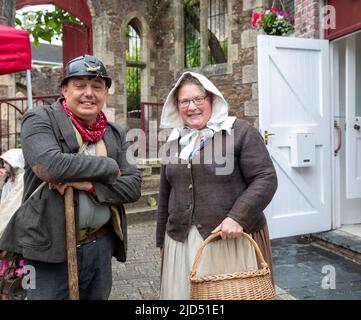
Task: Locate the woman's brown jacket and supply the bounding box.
[156,119,277,247]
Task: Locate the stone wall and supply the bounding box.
[0,0,15,25]
[294,0,321,39]
[15,66,63,96]
[207,0,263,126]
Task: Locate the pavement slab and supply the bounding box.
[272,236,361,300]
[109,221,361,300]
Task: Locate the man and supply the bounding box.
[0,55,142,299]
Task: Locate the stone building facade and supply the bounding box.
[88,0,322,128]
[0,0,323,131]
[294,0,321,39]
[88,0,323,126]
[15,66,62,97]
[88,0,271,128]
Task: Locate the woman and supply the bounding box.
[0,148,25,237]
[156,72,278,299]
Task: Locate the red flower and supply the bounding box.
[251,11,260,27]
[250,6,294,35]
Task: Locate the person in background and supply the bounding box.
[0,148,25,286]
[0,148,25,237]
[156,71,278,299]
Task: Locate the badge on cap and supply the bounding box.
[84,61,100,73]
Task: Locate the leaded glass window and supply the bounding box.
[126,24,142,112]
[207,0,227,65]
[184,0,201,68]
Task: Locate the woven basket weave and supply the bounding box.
[189,231,275,300]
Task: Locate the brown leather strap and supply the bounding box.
[77,224,111,246]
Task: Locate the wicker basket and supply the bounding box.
[189,231,275,300]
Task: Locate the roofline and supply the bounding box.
[32,60,63,66]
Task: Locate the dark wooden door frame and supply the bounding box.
[325,0,361,40]
[16,0,93,65]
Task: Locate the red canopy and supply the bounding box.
[0,24,31,75]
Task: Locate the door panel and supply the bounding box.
[345,35,361,198]
[258,35,331,239]
[62,21,93,68]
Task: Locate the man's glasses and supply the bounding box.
[178,95,208,109]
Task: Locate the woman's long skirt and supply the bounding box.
[160,224,274,300]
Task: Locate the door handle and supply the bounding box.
[334,120,342,156]
[354,124,360,130]
[263,130,275,145]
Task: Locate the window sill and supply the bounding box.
[181,62,230,77]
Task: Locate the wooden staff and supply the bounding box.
[64,186,79,300]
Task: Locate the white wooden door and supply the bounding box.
[258,35,332,239]
[345,35,361,198]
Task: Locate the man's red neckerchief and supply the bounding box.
[62,100,107,143]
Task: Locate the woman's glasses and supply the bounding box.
[178,95,208,109]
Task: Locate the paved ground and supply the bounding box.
[110,221,161,300]
[110,220,361,300]
[272,236,361,300]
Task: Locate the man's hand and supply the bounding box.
[49,181,93,196]
[211,217,244,240]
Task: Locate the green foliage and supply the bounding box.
[184,23,200,68]
[147,197,157,207]
[126,47,141,62]
[126,66,141,112]
[126,25,141,62]
[259,11,293,36]
[251,1,294,36]
[182,0,199,7]
[15,7,81,47]
[126,45,141,112]
[183,0,227,66]
[183,0,200,68]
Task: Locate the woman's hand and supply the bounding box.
[211,217,243,239]
[49,181,93,196]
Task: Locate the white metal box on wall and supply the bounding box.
[290,133,316,167]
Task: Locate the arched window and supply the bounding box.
[126,22,145,112]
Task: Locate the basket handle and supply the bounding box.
[190,231,269,277]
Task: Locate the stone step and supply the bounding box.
[311,230,361,264]
[126,206,158,225]
[151,166,161,175]
[138,163,161,177]
[124,190,159,210]
[136,158,160,166]
[138,165,152,177]
[141,175,160,191]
